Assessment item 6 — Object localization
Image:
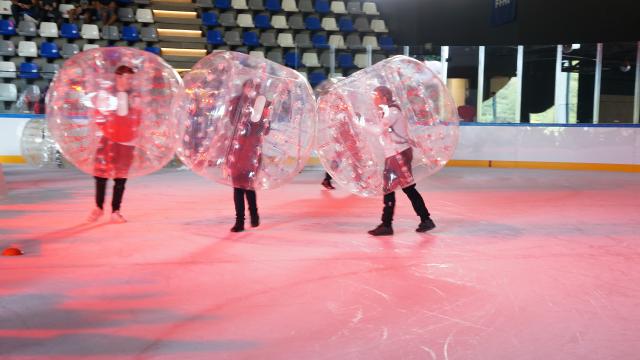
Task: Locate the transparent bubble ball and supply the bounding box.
[175,51,317,191]
[20,117,68,168]
[46,47,184,179]
[316,56,460,197]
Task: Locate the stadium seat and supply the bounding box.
[18,62,39,79]
[271,15,288,29]
[266,48,283,64]
[17,41,37,57]
[0,40,16,56]
[224,29,242,45]
[215,0,231,9]
[305,16,321,30]
[264,0,280,12]
[319,50,331,67]
[315,0,329,14]
[135,0,150,4]
[60,23,80,39]
[0,0,11,15]
[237,13,255,27]
[260,30,278,46]
[301,51,320,67]
[140,27,158,41]
[312,33,329,49]
[338,16,354,32]
[58,3,74,18]
[346,1,362,14]
[254,13,270,29]
[42,63,59,79]
[136,9,154,23]
[17,21,37,37]
[81,24,100,39]
[294,32,312,48]
[202,12,218,26]
[354,53,368,68]
[345,33,361,49]
[298,0,313,12]
[61,43,79,58]
[144,46,160,55]
[288,13,305,29]
[39,41,60,58]
[321,17,339,31]
[308,70,326,87]
[337,53,354,69]
[371,19,388,32]
[362,2,379,15]
[206,30,224,45]
[372,52,385,64]
[196,0,213,8]
[354,17,370,32]
[362,35,379,50]
[284,50,300,68]
[232,0,248,9]
[277,32,294,47]
[83,43,100,51]
[0,19,16,36]
[0,83,17,101]
[328,34,345,49]
[219,11,237,27]
[243,31,259,46]
[249,50,264,58]
[102,26,120,40]
[116,0,133,5]
[121,25,140,42]
[331,1,346,14]
[282,0,297,12]
[118,8,135,22]
[378,35,395,50]
[248,0,263,10]
[0,61,16,78]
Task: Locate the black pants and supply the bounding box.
[11,5,33,24]
[381,184,430,226]
[95,177,127,212]
[233,187,257,221]
[324,172,332,181]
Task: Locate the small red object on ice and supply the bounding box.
[2,247,24,256]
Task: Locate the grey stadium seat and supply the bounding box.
[101,26,120,40]
[224,29,243,45]
[259,30,277,47]
[61,43,80,58]
[140,27,158,42]
[266,48,283,64]
[354,17,370,32]
[294,32,312,48]
[118,8,135,22]
[17,21,37,37]
[288,13,305,30]
[0,40,16,56]
[219,11,237,27]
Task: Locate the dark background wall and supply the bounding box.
[378,0,640,46]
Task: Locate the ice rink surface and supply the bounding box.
[1,165,639,359]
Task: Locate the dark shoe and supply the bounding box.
[230,219,244,232]
[321,179,335,190]
[416,218,436,233]
[368,223,393,236]
[250,213,260,227]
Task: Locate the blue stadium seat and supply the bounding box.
[145,46,161,55]
[243,31,259,46]
[305,16,321,30]
[265,0,280,11]
[0,19,16,36]
[60,23,80,39]
[337,53,354,69]
[39,41,60,58]
[18,62,40,79]
[206,30,224,45]
[254,13,270,29]
[338,16,354,32]
[378,35,395,51]
[312,33,329,49]
[315,0,329,13]
[202,12,219,26]
[284,51,300,68]
[308,70,327,87]
[121,25,140,41]
[215,0,231,9]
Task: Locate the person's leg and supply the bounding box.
[11,4,23,25]
[402,185,435,232]
[368,192,395,236]
[321,172,335,189]
[106,5,116,25]
[95,176,107,210]
[111,178,127,212]
[231,187,245,232]
[245,189,259,227]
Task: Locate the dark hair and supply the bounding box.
[115,65,135,75]
[374,86,400,110]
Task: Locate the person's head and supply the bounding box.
[241,79,259,96]
[373,86,394,107]
[115,65,135,92]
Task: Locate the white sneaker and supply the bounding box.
[110,211,127,224]
[86,208,104,222]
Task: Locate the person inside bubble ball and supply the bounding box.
[367,85,436,236]
[86,65,141,224]
[227,79,271,232]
